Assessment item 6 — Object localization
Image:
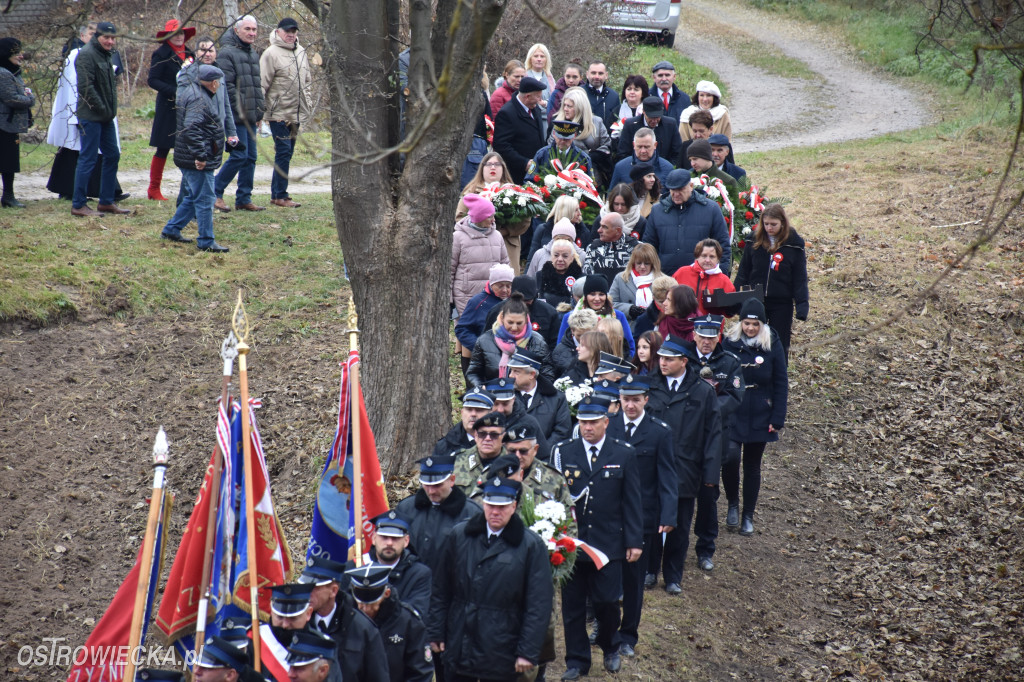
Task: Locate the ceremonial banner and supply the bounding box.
[307,350,388,562]
[67,492,172,682]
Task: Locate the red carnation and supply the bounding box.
[740,198,747,206]
[581,166,588,172]
[534,175,541,182]
[580,201,587,209]
[556,537,576,552]
[550,552,565,566]
[738,240,746,249]
[744,211,754,220]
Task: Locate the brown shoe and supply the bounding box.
[236,202,266,212]
[214,198,232,213]
[97,204,131,215]
[271,198,301,208]
[71,205,103,217]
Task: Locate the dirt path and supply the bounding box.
[673,0,930,151]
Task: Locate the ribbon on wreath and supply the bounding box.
[694,174,736,242]
[747,185,765,212]
[551,159,601,204]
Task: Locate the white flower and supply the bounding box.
[545,538,557,551]
[536,500,567,523]
[573,190,582,199]
[518,197,527,207]
[553,377,572,390]
[544,175,557,188]
[531,519,556,540]
[502,197,512,205]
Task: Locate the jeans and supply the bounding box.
[162,167,215,247]
[215,124,257,206]
[73,120,120,208]
[269,121,298,199]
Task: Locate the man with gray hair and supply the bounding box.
[583,211,639,282]
[607,126,674,189]
[214,14,265,213]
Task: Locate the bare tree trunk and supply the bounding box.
[317,0,506,472]
[222,0,239,24]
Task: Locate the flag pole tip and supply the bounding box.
[153,427,169,464]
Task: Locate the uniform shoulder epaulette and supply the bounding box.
[720,348,741,362]
[610,437,634,449]
[651,417,671,430]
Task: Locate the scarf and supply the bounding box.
[599,203,642,232]
[169,41,187,63]
[631,270,654,307]
[659,314,695,341]
[493,317,531,376]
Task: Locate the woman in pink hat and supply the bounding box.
[147,19,195,200]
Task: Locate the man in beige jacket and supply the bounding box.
[260,17,312,208]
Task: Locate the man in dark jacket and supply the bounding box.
[508,350,572,457]
[160,64,230,252]
[214,15,265,212]
[552,398,643,678]
[434,388,494,456]
[644,169,731,275]
[359,511,433,618]
[690,316,745,572]
[582,62,620,128]
[646,336,722,594]
[709,133,746,179]
[71,22,128,217]
[493,76,547,183]
[486,377,550,460]
[346,563,434,682]
[607,131,674,191]
[607,374,677,657]
[427,476,553,681]
[616,96,682,164]
[650,60,690,122]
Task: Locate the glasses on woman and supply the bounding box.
[483,161,503,168]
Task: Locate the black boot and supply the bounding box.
[726,503,740,531]
[739,513,754,536]
[1,196,25,208]
[459,355,471,379]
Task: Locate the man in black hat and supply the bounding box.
[651,60,690,121]
[346,563,434,682]
[508,349,572,453]
[643,168,731,275]
[453,411,508,494]
[427,476,553,681]
[645,334,722,594]
[552,398,643,679]
[483,275,560,349]
[607,127,675,190]
[485,377,550,460]
[297,564,391,682]
[607,374,677,657]
[529,120,593,179]
[193,635,264,682]
[616,95,682,164]
[435,388,495,455]
[493,75,548,182]
[285,630,342,682]
[361,511,432,617]
[396,454,482,574]
[583,211,638,282]
[709,133,746,179]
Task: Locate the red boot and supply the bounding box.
[148,155,168,200]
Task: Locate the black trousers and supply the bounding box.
[694,484,720,559]
[722,440,767,516]
[562,558,623,672]
[765,300,794,355]
[662,497,696,585]
[619,532,658,646]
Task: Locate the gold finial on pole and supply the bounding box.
[232,290,250,348]
[347,294,359,353]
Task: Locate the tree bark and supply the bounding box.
[319,0,507,473]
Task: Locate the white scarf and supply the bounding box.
[599,203,642,232]
[630,270,654,307]
[702,264,722,276]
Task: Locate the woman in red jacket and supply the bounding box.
[672,238,735,316]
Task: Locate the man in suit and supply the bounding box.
[651,60,690,122]
[645,334,722,595]
[582,61,620,128]
[493,76,548,183]
[552,398,643,680]
[607,374,677,658]
[616,96,682,164]
[508,349,572,457]
[709,133,746,179]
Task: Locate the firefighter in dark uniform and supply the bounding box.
[606,374,678,657]
[346,563,434,682]
[435,389,495,455]
[192,634,271,682]
[284,630,343,682]
[355,511,433,618]
[552,398,643,680]
[690,314,745,571]
[486,377,550,458]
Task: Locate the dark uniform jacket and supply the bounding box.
[365,548,432,619]
[607,412,678,533]
[427,514,554,678]
[218,29,264,125]
[493,96,547,183]
[722,329,788,443]
[434,421,473,456]
[646,370,723,498]
[694,345,746,430]
[551,436,643,559]
[322,590,390,682]
[371,592,434,682]
[75,37,118,123]
[516,375,573,454]
[147,42,193,148]
[733,230,810,320]
[616,114,682,164]
[395,487,482,573]
[582,82,620,128]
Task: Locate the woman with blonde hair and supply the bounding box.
[597,316,625,358]
[552,86,612,186]
[536,218,584,309]
[562,329,614,384]
[524,43,556,115]
[609,242,662,325]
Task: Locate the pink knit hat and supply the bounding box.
[489,263,515,285]
[552,217,576,240]
[463,193,496,223]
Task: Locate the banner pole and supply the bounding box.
[347,296,364,567]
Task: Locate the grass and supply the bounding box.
[0,193,347,329]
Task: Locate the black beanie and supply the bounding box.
[688,139,713,162]
[583,274,609,296]
[739,298,767,323]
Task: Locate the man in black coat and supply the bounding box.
[493,76,547,183]
[606,375,677,657]
[300,558,391,682]
[427,477,553,681]
[552,398,643,679]
[691,315,745,570]
[508,349,572,459]
[645,335,722,595]
[616,96,682,164]
[355,511,433,618]
[487,378,550,461]
[434,388,494,456]
[346,563,434,682]
[483,275,560,349]
[582,61,620,128]
[650,60,691,122]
